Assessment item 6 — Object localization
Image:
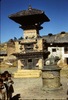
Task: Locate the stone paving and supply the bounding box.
[0,67,68,100]
[12,77,68,100]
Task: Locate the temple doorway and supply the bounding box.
[28,59,33,69]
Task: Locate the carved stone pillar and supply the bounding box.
[18,60,22,70]
[38,58,43,69]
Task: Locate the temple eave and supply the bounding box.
[12,51,49,57]
[19,25,43,30]
[9,13,50,26]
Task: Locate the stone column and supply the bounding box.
[42,65,62,91]
[38,58,43,69]
[18,60,22,70]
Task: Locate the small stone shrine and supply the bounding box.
[42,55,62,90]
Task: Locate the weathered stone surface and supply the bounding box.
[42,77,60,89]
[42,68,62,90]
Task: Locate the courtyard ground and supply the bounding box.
[0,66,68,100]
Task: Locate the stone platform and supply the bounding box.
[13,70,42,78]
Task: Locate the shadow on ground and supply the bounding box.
[11,94,20,100]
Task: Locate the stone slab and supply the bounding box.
[13,70,42,78]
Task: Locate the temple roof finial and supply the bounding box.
[28,5,32,10]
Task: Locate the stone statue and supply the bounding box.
[45,55,60,65]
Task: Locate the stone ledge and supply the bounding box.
[13,70,42,78]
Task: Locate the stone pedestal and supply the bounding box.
[42,65,62,91]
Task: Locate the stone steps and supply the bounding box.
[13,69,42,78]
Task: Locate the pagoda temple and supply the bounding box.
[9,6,50,70]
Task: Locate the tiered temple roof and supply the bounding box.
[9,6,50,29]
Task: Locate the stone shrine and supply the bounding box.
[9,6,50,73]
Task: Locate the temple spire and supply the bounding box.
[28,5,32,10]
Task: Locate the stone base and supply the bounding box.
[13,69,42,78]
[42,85,63,91]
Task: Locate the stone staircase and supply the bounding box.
[13,69,42,78]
